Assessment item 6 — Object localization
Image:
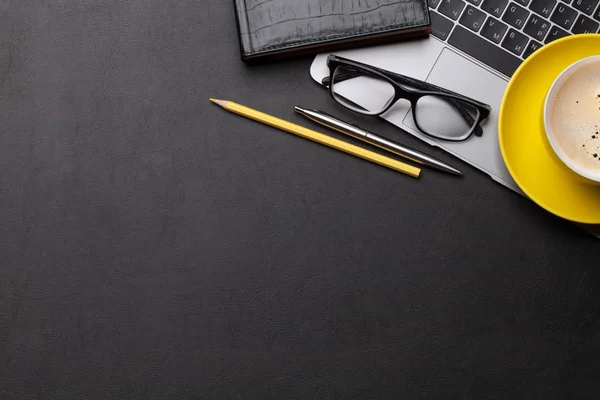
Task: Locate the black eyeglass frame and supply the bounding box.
[323,54,492,142]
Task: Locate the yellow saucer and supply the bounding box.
[499,34,600,224]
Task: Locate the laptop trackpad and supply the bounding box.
[403,48,512,183]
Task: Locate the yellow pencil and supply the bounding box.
[210,99,421,179]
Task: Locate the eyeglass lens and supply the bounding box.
[331,65,395,115]
[414,96,480,141]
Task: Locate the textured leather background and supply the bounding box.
[235,0,429,58]
[1,1,600,399]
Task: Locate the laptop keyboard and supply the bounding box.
[429,0,600,76]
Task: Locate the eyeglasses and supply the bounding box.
[322,55,492,142]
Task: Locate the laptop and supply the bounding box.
[309,0,600,236]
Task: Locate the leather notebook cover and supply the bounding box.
[234,0,431,62]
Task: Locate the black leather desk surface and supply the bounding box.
[1,2,599,399]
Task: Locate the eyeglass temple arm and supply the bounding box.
[322,71,483,137]
[323,69,458,97]
[325,64,489,107]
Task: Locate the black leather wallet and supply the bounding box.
[233,0,431,62]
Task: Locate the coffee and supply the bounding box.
[547,59,600,176]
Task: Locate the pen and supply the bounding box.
[294,106,462,176]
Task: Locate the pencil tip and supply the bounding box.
[209,98,227,108]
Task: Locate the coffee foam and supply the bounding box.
[548,62,600,175]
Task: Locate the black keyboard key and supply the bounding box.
[595,3,600,20]
[545,24,570,42]
[523,40,543,58]
[523,14,551,40]
[501,28,529,55]
[529,0,557,17]
[439,0,467,20]
[502,2,531,28]
[573,0,599,14]
[459,5,487,30]
[516,0,531,5]
[429,0,442,9]
[430,11,455,40]
[481,16,510,42]
[466,0,483,5]
[448,25,522,76]
[572,13,600,31]
[482,0,509,17]
[550,3,577,29]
